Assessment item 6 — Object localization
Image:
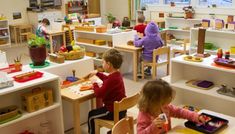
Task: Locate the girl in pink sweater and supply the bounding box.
[137,80,206,134]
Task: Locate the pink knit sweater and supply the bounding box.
[137,104,200,134]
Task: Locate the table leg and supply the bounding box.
[14,27,18,44]
[133,51,137,81]
[73,101,81,134]
[49,35,53,53]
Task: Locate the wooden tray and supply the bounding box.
[0,64,22,74]
[13,71,43,83]
[214,58,235,68]
[186,80,214,90]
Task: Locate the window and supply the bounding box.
[199,0,232,7]
[140,0,159,7]
[165,0,191,5]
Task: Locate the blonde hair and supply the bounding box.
[138,79,175,115]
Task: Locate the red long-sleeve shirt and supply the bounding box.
[93,72,126,112]
[134,24,147,35]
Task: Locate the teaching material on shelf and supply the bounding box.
[215,19,224,30]
[22,87,53,113]
[217,85,235,98]
[75,24,95,32]
[0,20,10,47]
[183,105,200,112]
[0,105,21,124]
[186,80,214,90]
[13,71,43,83]
[86,51,96,57]
[0,72,14,89]
[94,40,106,45]
[214,58,235,68]
[184,56,203,62]
[197,28,206,55]
[29,61,50,69]
[49,53,65,64]
[58,47,85,60]
[185,113,228,134]
[96,25,107,33]
[0,64,22,74]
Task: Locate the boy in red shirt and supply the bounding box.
[134,15,147,36]
[87,49,126,134]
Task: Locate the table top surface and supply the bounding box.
[115,45,142,51]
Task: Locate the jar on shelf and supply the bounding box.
[38,121,52,134]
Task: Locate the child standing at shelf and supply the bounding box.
[134,15,147,36]
[36,18,50,40]
[137,79,206,134]
[134,21,163,76]
[87,49,126,134]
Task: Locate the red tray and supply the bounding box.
[0,64,22,74]
[214,58,235,68]
[13,71,43,83]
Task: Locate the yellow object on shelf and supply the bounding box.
[59,49,85,60]
[75,24,95,32]
[21,87,53,113]
[77,38,94,44]
[86,51,96,57]
[183,56,203,62]
[96,25,107,33]
[95,40,106,46]
[230,46,235,54]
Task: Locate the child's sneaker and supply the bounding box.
[144,68,151,76]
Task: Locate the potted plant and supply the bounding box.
[28,35,48,66]
[183,6,195,19]
[106,13,116,29]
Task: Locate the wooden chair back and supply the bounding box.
[113,92,140,124]
[112,117,134,134]
[152,46,170,64]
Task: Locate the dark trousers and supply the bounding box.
[88,107,127,134]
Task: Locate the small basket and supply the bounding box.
[86,51,96,57]
[96,26,107,33]
[59,48,85,60]
[49,54,65,63]
[75,23,95,32]
[0,105,19,122]
[94,40,106,46]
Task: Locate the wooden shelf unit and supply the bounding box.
[0,20,11,48]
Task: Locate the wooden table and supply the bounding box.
[9,24,33,44]
[47,30,66,53]
[115,45,142,81]
[61,87,96,134]
[168,109,235,134]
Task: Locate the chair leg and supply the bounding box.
[95,120,100,134]
[152,65,156,80]
[141,63,144,79]
[167,64,169,75]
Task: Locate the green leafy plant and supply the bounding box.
[105,13,116,23]
[28,34,49,47]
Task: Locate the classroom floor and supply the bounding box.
[2,45,169,134]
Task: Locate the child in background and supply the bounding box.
[137,80,206,134]
[134,21,163,76]
[36,18,50,39]
[87,49,126,134]
[134,15,147,36]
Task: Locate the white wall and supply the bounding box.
[0,0,29,25]
[101,0,129,23]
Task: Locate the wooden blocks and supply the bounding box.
[197,28,206,55]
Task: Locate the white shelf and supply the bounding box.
[0,103,60,128]
[0,28,8,30]
[0,71,59,96]
[76,42,111,49]
[0,20,7,22]
[167,29,190,32]
[0,35,9,39]
[163,76,235,103]
[172,55,235,74]
[191,28,235,35]
[166,17,201,21]
[0,43,11,48]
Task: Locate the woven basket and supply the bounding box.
[75,23,95,32]
[59,48,85,60]
[96,26,107,33]
[0,105,18,122]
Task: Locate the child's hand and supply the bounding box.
[198,115,207,124]
[153,117,165,128]
[85,70,98,79]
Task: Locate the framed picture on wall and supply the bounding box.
[13,12,22,20]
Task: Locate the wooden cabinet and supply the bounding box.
[88,0,100,14]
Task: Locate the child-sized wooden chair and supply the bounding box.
[112,116,134,134]
[95,92,140,134]
[141,46,170,79]
[172,39,190,57]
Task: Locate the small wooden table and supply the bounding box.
[47,30,66,53]
[61,87,96,134]
[9,24,33,44]
[115,45,142,81]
